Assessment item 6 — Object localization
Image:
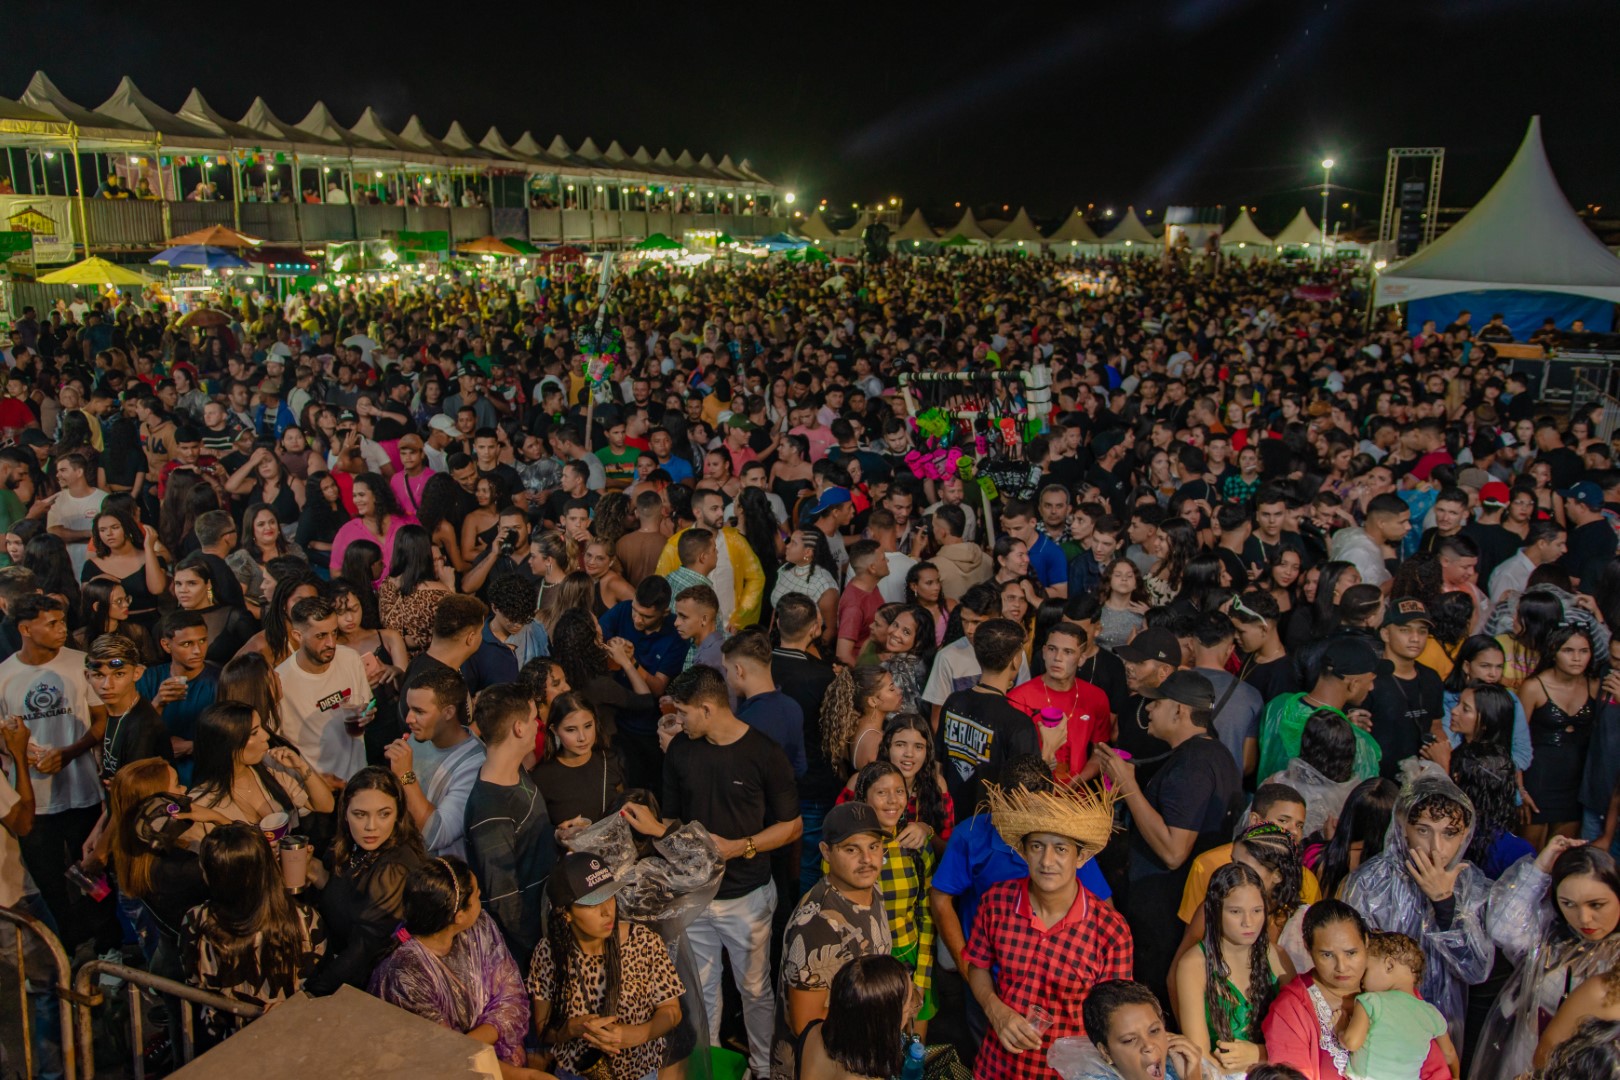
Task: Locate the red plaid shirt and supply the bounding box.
[962,878,1132,1080]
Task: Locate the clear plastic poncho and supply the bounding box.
[1340,772,1493,1048]
[1465,854,1620,1080]
[1264,757,1360,839]
[562,813,726,1080]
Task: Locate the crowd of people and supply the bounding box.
[0,250,1618,1080]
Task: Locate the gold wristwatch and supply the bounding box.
[743,836,757,859]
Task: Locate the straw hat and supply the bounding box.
[986,780,1117,861]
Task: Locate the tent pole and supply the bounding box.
[70,132,90,256]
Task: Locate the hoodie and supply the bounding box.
[932,541,992,602]
[1341,773,1492,1047]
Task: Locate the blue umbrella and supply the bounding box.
[757,232,809,251]
[150,244,251,270]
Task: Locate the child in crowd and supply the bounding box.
[1338,931,1458,1080]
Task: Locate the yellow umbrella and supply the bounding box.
[37,257,151,287]
[455,236,523,256]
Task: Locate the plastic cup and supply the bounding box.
[278,835,311,889]
[1025,1005,1052,1036]
[260,811,291,844]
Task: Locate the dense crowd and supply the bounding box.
[1,251,1619,1080]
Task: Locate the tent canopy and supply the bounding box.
[0,94,72,138]
[944,207,993,241]
[1221,208,1272,247]
[1376,117,1620,307]
[995,207,1044,243]
[1100,207,1156,245]
[891,209,936,242]
[1274,208,1324,247]
[840,211,874,239]
[93,77,220,146]
[1047,209,1101,244]
[797,212,839,242]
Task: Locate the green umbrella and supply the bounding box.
[634,232,684,251]
[499,237,541,255]
[784,245,830,263]
[939,234,977,247]
[715,232,736,245]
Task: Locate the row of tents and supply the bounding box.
[796,203,1350,253]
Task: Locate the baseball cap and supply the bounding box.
[809,487,852,517]
[1091,430,1125,458]
[133,793,193,851]
[728,416,757,432]
[1559,480,1604,510]
[456,363,482,379]
[1115,628,1183,666]
[1479,481,1511,507]
[1139,669,1216,710]
[428,415,459,435]
[822,801,887,845]
[1383,597,1433,628]
[553,852,624,907]
[1457,468,1492,492]
[1323,637,1381,677]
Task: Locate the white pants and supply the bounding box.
[685,880,777,1077]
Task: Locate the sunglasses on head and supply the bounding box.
[86,659,134,672]
[1230,595,1268,629]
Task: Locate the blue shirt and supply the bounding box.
[600,601,687,735]
[461,621,519,694]
[656,455,694,483]
[931,811,1111,944]
[1026,534,1068,591]
[1441,689,1533,771]
[736,689,807,777]
[135,662,220,787]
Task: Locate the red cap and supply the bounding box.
[1480,481,1510,506]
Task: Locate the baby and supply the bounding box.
[1339,931,1458,1080]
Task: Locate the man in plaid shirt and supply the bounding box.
[962,792,1132,1080]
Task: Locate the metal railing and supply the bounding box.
[72,959,262,1080]
[0,905,81,1080]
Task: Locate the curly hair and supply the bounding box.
[819,664,893,765]
[1449,743,1518,869]
[1201,861,1277,1044]
[591,491,632,553]
[1390,551,1443,606]
[415,472,465,537]
[549,609,614,695]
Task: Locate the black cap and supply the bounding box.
[133,793,192,851]
[1323,637,1381,677]
[1116,628,1183,666]
[822,802,887,845]
[1382,598,1433,628]
[1091,430,1125,458]
[553,852,624,907]
[1140,669,1216,710]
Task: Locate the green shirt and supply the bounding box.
[0,488,24,565]
[595,445,639,487]
[1347,990,1445,1080]
[1256,692,1381,781]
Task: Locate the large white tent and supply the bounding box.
[994,207,1045,247]
[1099,207,1156,248]
[1375,117,1620,326]
[1047,208,1102,246]
[943,207,993,242]
[1274,208,1324,248]
[1221,208,1272,248]
[797,210,839,242]
[891,209,936,243]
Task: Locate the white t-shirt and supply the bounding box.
[877,552,917,604]
[922,637,1030,708]
[275,646,373,781]
[0,648,104,815]
[46,487,107,578]
[0,770,26,906]
[422,736,486,860]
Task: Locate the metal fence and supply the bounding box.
[0,906,80,1080]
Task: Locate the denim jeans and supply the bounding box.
[1580,808,1620,855]
[797,799,832,896]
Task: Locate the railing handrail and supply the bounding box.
[0,904,81,1080]
[71,958,263,1080]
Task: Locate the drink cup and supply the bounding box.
[278,835,311,889]
[260,811,291,844]
[1025,1005,1052,1036]
[67,863,112,902]
[343,712,367,737]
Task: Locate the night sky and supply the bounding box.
[7,0,1617,231]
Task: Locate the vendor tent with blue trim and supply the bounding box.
[1374,117,1620,339]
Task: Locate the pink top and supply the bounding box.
[390,468,435,518]
[329,513,417,578]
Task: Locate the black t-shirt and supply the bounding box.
[772,648,840,803]
[101,698,171,784]
[1080,646,1131,722]
[1461,521,1521,584]
[1366,661,1446,779]
[1241,654,1301,705]
[1241,533,1306,581]
[1115,695,1173,783]
[663,727,800,899]
[531,751,625,830]
[1563,519,1618,591]
[1538,448,1584,491]
[464,773,556,966]
[1130,733,1243,878]
[937,686,1039,815]
[544,487,599,526]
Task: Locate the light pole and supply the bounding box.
[1319,157,1335,267]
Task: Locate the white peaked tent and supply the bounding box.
[1221,208,1272,248]
[797,211,839,242]
[1047,208,1102,245]
[1100,207,1156,247]
[93,78,220,146]
[840,211,874,239]
[1274,208,1323,248]
[1376,117,1620,311]
[943,207,993,242]
[994,208,1045,247]
[892,209,936,243]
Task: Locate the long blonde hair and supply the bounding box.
[107,758,178,901]
[819,665,891,766]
